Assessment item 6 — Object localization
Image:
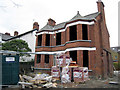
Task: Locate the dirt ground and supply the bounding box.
[25,71,120,88]
[56,75,120,88]
[3,71,119,89]
[3,76,120,89]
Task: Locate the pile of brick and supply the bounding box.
[51,54,89,83]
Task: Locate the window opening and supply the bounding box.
[37,54,41,63]
[45,54,49,63]
[69,25,77,41]
[83,50,89,67]
[82,24,88,40]
[56,32,61,45]
[46,34,50,46]
[38,35,42,46]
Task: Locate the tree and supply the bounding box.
[2,39,31,56]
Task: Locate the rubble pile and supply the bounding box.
[19,73,58,88]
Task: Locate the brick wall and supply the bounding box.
[34,1,113,78]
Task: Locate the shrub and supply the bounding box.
[113,62,120,70]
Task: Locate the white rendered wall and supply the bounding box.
[16,31,36,62]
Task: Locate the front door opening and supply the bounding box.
[70,51,77,63]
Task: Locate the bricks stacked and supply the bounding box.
[51,54,89,83]
[51,54,72,81]
[83,67,89,81]
[51,66,60,80]
[73,67,83,83]
[56,54,72,67]
[73,67,89,83]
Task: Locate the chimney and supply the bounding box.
[33,22,39,30]
[14,31,18,36]
[97,0,106,22]
[5,32,10,36]
[97,0,105,13]
[48,18,56,26]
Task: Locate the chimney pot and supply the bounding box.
[33,22,39,30]
[48,18,56,26]
[14,31,18,36]
[98,0,102,2]
[5,32,10,36]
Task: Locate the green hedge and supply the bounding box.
[113,62,120,70]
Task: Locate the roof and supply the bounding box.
[0,50,18,54]
[41,24,54,31]
[6,29,38,41]
[0,33,13,41]
[53,22,66,30]
[40,22,66,31]
[84,12,100,19]
[68,11,100,22]
[39,12,100,32]
[68,11,83,22]
[111,46,120,52]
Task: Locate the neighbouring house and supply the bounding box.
[0,32,13,50]
[0,32,13,43]
[6,22,39,62]
[111,46,120,70]
[35,0,113,78]
[111,46,120,63]
[111,46,120,52]
[118,51,120,70]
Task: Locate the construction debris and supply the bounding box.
[113,71,119,76]
[18,81,33,88]
[22,75,34,82]
[43,82,55,88]
[19,74,58,88]
[18,54,90,88]
[33,73,49,80]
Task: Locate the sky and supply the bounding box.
[0,0,119,47]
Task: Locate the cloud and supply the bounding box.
[0,0,119,46]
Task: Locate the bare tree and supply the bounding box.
[10,0,22,8]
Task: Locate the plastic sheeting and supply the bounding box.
[61,66,71,83]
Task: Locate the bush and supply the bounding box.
[113,62,120,70]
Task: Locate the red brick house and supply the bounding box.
[35,0,113,78]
